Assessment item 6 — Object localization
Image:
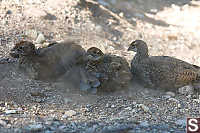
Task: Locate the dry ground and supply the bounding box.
[0,0,200,132]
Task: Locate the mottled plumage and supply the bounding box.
[128,40,200,90]
[10,40,86,81]
[86,47,132,92]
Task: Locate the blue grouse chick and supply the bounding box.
[9,40,86,81]
[128,40,200,91]
[86,47,132,92]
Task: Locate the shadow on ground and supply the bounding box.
[96,0,191,27]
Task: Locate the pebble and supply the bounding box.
[140,121,149,127]
[26,124,43,132]
[138,104,150,112]
[119,12,124,17]
[35,33,46,44]
[95,25,103,33]
[105,103,109,108]
[0,119,7,126]
[178,85,194,95]
[111,105,115,108]
[125,107,132,111]
[64,110,77,117]
[134,13,144,18]
[43,13,57,20]
[162,95,171,99]
[168,98,179,103]
[5,110,17,114]
[175,118,186,127]
[62,114,68,119]
[193,99,200,103]
[165,91,175,97]
[5,10,12,15]
[25,29,38,40]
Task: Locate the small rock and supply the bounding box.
[34,98,43,103]
[178,85,194,95]
[85,127,96,133]
[134,13,144,18]
[62,114,68,119]
[30,91,45,97]
[43,12,57,20]
[140,121,149,127]
[44,130,54,133]
[112,36,117,41]
[168,98,179,103]
[131,109,136,113]
[171,4,180,11]
[111,105,115,108]
[162,95,171,99]
[175,118,186,127]
[5,110,17,114]
[35,33,46,44]
[165,91,176,97]
[44,86,53,91]
[168,35,178,41]
[138,104,150,112]
[95,25,103,32]
[25,29,38,40]
[119,12,124,17]
[193,99,200,103]
[59,125,67,130]
[64,110,77,117]
[166,91,175,97]
[27,124,43,132]
[125,107,132,110]
[132,101,137,105]
[105,103,109,108]
[150,9,158,13]
[0,119,8,126]
[5,10,12,15]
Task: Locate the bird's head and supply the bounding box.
[10,41,36,58]
[128,40,148,52]
[86,47,104,61]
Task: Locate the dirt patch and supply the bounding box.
[0,0,200,132]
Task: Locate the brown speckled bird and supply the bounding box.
[86,47,132,92]
[9,40,87,81]
[128,40,200,91]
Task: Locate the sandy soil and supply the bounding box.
[0,0,200,132]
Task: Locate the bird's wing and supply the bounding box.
[142,56,200,85]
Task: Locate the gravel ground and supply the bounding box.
[0,0,200,132]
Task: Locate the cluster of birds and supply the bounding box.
[9,39,200,93]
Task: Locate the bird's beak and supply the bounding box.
[128,46,137,52]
